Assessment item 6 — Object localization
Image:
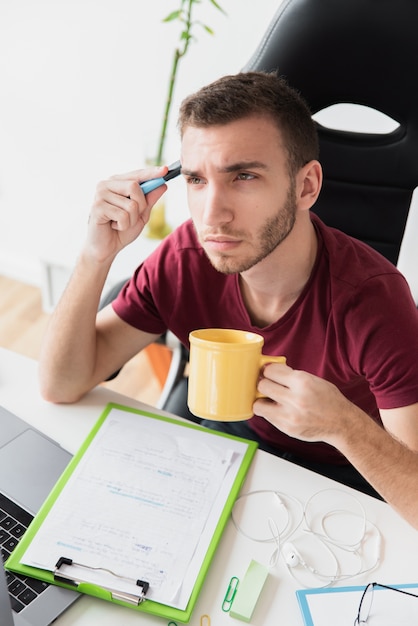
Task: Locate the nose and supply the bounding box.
[201,182,234,227]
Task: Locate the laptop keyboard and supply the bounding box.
[0,492,48,613]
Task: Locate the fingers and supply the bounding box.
[256,363,321,411]
[261,361,293,382]
[85,167,169,261]
[110,165,167,184]
[254,364,347,443]
[253,363,289,422]
[257,362,291,397]
[93,181,142,229]
[91,169,167,231]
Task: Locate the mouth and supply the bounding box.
[203,234,242,253]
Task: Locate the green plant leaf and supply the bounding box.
[156,0,226,167]
[163,10,182,23]
[209,0,227,14]
[181,30,193,41]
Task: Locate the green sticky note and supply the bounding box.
[229,560,269,622]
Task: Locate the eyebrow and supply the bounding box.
[181,160,268,177]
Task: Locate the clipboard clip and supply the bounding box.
[54,557,149,605]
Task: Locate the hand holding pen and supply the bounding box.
[87,160,181,262]
[139,160,181,194]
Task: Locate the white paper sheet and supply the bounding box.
[21,408,248,609]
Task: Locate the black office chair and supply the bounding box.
[103,0,418,416]
[166,0,418,414]
[243,0,418,267]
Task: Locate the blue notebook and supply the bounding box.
[296,583,418,626]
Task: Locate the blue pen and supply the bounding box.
[139,160,181,194]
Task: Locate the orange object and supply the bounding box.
[144,343,172,388]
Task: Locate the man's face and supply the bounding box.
[180,115,297,275]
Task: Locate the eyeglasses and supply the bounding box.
[354,582,418,624]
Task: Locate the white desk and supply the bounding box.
[1,347,417,625]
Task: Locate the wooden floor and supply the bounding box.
[0,275,162,406]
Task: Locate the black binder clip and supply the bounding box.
[54,557,150,606]
[54,557,76,586]
[134,579,150,603]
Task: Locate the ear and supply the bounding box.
[296,160,323,211]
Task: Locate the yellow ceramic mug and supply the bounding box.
[187,328,286,421]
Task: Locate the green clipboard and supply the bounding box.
[6,402,257,623]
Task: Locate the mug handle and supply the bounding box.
[255,355,286,399]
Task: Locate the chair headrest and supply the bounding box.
[244,0,418,187]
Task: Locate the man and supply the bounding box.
[39,72,418,529]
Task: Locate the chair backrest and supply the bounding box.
[243,0,418,266]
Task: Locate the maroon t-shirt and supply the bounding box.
[113,214,418,464]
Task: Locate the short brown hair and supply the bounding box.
[178,71,319,176]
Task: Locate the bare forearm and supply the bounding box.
[39,165,169,403]
[256,364,418,530]
[331,406,418,530]
[39,251,113,403]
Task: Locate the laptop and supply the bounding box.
[0,404,79,625]
[0,560,14,626]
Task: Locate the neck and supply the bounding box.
[239,213,318,327]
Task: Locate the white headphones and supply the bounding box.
[282,542,303,568]
[281,522,381,588]
[232,487,382,589]
[282,539,339,582]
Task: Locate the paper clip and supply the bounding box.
[222,575,239,611]
[167,622,178,626]
[200,615,211,626]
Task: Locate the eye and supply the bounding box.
[185,176,205,185]
[236,172,256,181]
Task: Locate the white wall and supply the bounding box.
[0,0,281,285]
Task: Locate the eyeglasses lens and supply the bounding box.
[358,583,374,624]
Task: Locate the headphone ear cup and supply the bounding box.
[282,542,300,567]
